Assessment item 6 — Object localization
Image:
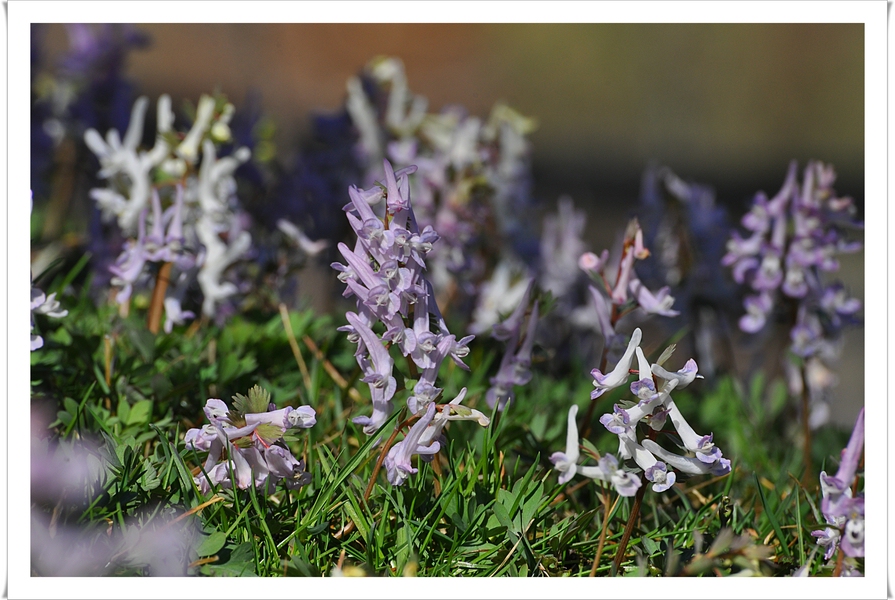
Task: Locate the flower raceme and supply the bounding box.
[333,159,489,486]
[724,161,862,428]
[577,218,681,364]
[183,387,316,494]
[345,57,538,311]
[85,93,253,322]
[551,328,729,496]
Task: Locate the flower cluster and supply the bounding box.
[85,93,253,322]
[184,386,316,494]
[484,278,540,412]
[552,328,730,496]
[812,408,864,569]
[345,56,539,313]
[723,161,862,426]
[332,159,489,485]
[576,219,680,362]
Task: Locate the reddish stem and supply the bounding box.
[147,261,173,334]
[612,474,647,575]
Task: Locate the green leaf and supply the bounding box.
[254,424,283,446]
[492,501,515,534]
[139,461,160,492]
[199,364,218,382]
[48,327,72,346]
[126,400,153,426]
[196,532,228,557]
[307,521,329,535]
[642,536,660,556]
[116,397,131,425]
[232,385,270,415]
[520,481,544,528]
[231,436,254,449]
[199,541,257,576]
[63,397,79,417]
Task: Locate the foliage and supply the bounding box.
[30,262,860,577]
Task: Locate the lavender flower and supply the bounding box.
[724,161,862,428]
[577,218,681,364]
[31,24,149,199]
[485,293,540,412]
[344,56,539,316]
[551,328,731,496]
[346,311,397,435]
[550,405,641,496]
[184,388,316,494]
[539,198,588,300]
[812,408,864,568]
[333,159,489,485]
[85,93,253,322]
[384,403,441,486]
[30,287,68,351]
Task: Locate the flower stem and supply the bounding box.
[832,547,844,577]
[590,490,619,576]
[612,474,647,575]
[363,411,416,503]
[147,261,172,334]
[279,303,313,399]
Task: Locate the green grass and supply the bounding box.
[29,271,861,578]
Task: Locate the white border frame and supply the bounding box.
[7,2,886,598]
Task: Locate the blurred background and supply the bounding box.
[31,22,864,425]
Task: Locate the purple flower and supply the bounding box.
[810,527,841,562]
[30,281,68,351]
[550,405,582,484]
[186,393,316,494]
[586,284,616,345]
[579,250,609,276]
[630,347,658,404]
[551,405,638,495]
[738,293,773,333]
[264,445,311,490]
[628,277,680,317]
[245,405,317,431]
[641,439,731,477]
[599,404,631,435]
[839,497,864,558]
[650,358,701,389]
[815,408,864,563]
[491,278,535,342]
[644,461,676,493]
[819,407,864,514]
[609,464,642,497]
[726,161,863,415]
[347,311,398,435]
[384,402,439,486]
[591,328,642,398]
